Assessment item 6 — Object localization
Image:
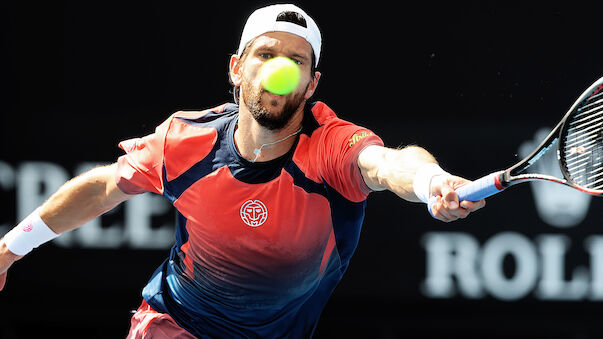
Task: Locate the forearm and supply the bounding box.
[358,145,440,201]
[0,163,129,269]
[38,163,131,234]
[0,163,134,290]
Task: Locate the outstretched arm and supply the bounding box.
[357,145,485,222]
[0,163,133,290]
[35,163,131,233]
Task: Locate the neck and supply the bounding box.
[234,102,305,162]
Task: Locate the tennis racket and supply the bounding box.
[429,75,603,213]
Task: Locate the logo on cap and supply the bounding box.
[240,200,268,227]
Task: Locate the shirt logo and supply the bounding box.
[348,131,374,147]
[240,200,268,227]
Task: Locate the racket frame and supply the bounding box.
[499,78,603,195]
[428,76,603,216]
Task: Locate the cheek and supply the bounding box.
[244,67,264,90]
[241,68,260,92]
[243,60,264,81]
[300,76,315,98]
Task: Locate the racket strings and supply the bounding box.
[562,90,603,189]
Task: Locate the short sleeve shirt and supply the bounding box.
[116,101,384,338]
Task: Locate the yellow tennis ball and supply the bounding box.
[260,57,301,96]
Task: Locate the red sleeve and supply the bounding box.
[311,107,384,202]
[115,117,171,195]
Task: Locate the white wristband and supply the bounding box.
[3,209,60,256]
[413,163,449,203]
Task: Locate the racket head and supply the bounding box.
[558,76,603,195]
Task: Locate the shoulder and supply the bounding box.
[307,101,337,125]
[304,101,367,132]
[164,103,238,140]
[295,101,384,202]
[162,103,237,181]
[303,101,377,145]
[171,103,238,125]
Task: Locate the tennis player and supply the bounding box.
[0,4,484,338]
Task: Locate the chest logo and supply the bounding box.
[240,200,268,227]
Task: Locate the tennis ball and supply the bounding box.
[260,57,301,96]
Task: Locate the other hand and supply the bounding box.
[429,174,486,222]
[0,239,23,291]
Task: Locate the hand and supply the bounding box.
[0,239,23,291]
[429,174,486,222]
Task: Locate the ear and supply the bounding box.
[304,71,321,100]
[229,54,243,87]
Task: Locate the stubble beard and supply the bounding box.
[241,78,308,131]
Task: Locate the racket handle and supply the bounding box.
[456,171,506,202]
[427,171,505,218]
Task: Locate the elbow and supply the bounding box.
[358,145,390,191]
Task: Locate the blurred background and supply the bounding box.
[2,1,603,338]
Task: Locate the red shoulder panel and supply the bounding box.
[309,101,336,125]
[295,102,385,202]
[164,118,218,182]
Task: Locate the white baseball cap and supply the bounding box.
[237,4,322,67]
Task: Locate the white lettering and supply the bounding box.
[1,161,174,250]
[422,231,603,302]
[125,193,173,249]
[585,236,603,300]
[536,235,588,300]
[65,162,124,248]
[421,232,483,298]
[481,232,538,300]
[0,161,15,234]
[17,162,69,220]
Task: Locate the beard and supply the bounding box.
[241,78,308,131]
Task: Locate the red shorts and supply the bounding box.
[126,300,196,339]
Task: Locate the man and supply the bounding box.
[0,4,484,338]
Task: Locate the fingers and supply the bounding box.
[460,199,486,212]
[0,272,6,291]
[429,174,486,222]
[430,194,485,222]
[0,240,19,292]
[440,186,459,210]
[431,196,470,222]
